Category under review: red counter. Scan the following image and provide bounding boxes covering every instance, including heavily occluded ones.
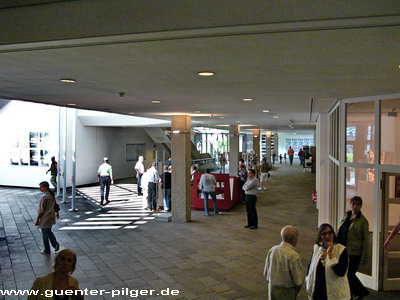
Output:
[191,173,241,211]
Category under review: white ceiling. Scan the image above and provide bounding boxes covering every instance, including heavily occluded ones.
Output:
[1,1,400,131]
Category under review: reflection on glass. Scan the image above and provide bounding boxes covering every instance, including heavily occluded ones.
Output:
[346,167,374,276]
[30,150,39,166]
[381,98,400,165]
[346,102,375,164]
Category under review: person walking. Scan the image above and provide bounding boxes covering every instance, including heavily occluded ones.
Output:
[135,156,145,196]
[35,181,60,254]
[97,157,113,206]
[263,226,304,300]
[46,156,58,191]
[337,196,370,299]
[28,249,83,300]
[199,168,221,216]
[288,147,295,165]
[243,168,259,229]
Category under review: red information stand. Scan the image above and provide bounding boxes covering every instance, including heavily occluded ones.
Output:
[191,172,241,211]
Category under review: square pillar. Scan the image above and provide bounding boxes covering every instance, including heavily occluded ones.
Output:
[171,115,192,222]
[252,129,261,160]
[229,125,240,176]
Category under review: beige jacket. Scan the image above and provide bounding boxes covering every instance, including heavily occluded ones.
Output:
[28,272,80,300]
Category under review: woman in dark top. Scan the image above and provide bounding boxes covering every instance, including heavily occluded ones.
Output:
[338,196,369,299]
[306,223,350,300]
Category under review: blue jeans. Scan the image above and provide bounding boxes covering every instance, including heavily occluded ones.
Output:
[41,227,59,253]
[163,189,171,210]
[202,191,219,215]
[100,176,111,200]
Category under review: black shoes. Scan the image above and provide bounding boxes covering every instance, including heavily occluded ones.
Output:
[54,244,60,252]
[244,225,258,229]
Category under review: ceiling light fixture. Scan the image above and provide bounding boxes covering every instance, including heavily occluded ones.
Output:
[262,109,270,113]
[60,79,76,83]
[235,120,240,123]
[273,116,279,119]
[198,72,215,76]
[129,112,135,115]
[152,100,161,104]
[242,98,253,102]
[194,110,201,113]
[220,117,225,119]
[67,103,76,106]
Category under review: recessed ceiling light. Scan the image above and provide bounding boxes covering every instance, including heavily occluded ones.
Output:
[220,117,225,119]
[262,110,270,113]
[129,112,135,115]
[198,72,215,76]
[242,98,253,102]
[273,116,279,119]
[194,110,201,113]
[152,100,161,104]
[60,79,76,83]
[67,103,76,106]
[235,120,240,123]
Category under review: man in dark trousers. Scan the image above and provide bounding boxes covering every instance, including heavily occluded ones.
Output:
[242,168,259,229]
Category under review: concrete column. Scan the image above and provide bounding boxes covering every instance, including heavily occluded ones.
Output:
[252,129,260,161]
[229,125,240,176]
[265,131,272,162]
[171,115,192,223]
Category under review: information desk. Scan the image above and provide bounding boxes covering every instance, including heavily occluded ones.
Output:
[192,173,241,211]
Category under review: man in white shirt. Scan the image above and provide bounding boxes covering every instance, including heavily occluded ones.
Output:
[263,226,304,300]
[146,162,159,212]
[97,157,114,206]
[242,168,259,229]
[135,156,145,196]
[199,168,221,216]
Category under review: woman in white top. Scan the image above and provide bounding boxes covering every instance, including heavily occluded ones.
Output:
[306,223,350,300]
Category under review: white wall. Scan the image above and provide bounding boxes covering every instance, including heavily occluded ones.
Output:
[277,132,314,156]
[0,101,59,187]
[0,100,167,188]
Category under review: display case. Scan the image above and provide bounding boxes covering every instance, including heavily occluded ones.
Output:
[192,172,241,211]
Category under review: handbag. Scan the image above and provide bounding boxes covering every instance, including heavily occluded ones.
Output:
[54,201,60,212]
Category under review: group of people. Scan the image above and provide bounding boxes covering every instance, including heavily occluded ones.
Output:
[264,196,371,300]
[135,156,172,212]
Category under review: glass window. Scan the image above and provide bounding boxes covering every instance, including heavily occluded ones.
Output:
[345,167,374,276]
[381,98,400,165]
[346,102,375,164]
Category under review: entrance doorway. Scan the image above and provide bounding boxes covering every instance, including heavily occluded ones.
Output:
[382,173,400,291]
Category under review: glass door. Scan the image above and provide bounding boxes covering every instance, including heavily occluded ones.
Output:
[382,173,400,290]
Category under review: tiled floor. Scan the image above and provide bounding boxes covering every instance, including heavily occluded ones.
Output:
[1,162,400,299]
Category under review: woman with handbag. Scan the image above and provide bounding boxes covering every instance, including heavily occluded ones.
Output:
[35,181,60,254]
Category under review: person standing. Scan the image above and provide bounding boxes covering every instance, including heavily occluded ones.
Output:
[288,147,295,165]
[199,168,221,216]
[263,226,304,300]
[161,165,172,211]
[219,153,227,173]
[166,156,172,167]
[243,168,259,229]
[272,152,277,166]
[338,196,370,299]
[135,156,145,196]
[306,223,350,300]
[46,156,58,191]
[259,157,270,191]
[238,163,247,204]
[97,157,113,206]
[147,162,159,212]
[298,148,304,166]
[279,154,283,164]
[35,181,60,254]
